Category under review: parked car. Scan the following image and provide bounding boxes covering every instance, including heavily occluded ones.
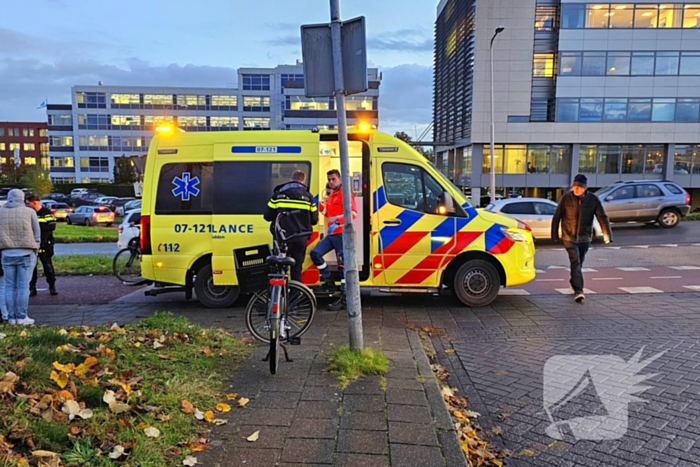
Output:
[118,209,141,249]
[66,205,115,226]
[109,197,135,215]
[42,192,68,202]
[71,192,107,207]
[46,202,72,221]
[94,196,118,206]
[0,187,19,200]
[70,188,91,197]
[595,180,691,228]
[122,199,141,212]
[484,197,603,241]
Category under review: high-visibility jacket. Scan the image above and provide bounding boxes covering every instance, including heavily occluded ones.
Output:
[320,186,356,236]
[36,207,56,255]
[264,181,318,241]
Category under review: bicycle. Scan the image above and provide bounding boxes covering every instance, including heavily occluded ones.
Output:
[113,236,143,285]
[244,212,317,375]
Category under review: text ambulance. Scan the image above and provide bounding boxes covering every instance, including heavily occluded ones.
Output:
[139,127,536,308]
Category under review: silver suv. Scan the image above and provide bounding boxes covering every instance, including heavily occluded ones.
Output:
[594,181,691,228]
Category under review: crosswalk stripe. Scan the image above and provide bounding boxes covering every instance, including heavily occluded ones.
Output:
[499,289,530,295]
[683,286,700,291]
[555,288,596,295]
[618,287,663,294]
[617,267,650,271]
[669,266,700,270]
[581,268,597,273]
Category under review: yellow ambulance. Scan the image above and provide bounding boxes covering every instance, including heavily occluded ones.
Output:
[138,126,536,308]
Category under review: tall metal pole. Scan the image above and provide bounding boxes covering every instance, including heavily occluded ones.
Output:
[330,0,363,351]
[489,26,504,204]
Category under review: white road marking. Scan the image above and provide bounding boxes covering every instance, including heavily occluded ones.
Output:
[617,267,650,271]
[555,288,596,295]
[660,244,678,247]
[630,245,650,249]
[592,277,623,281]
[669,266,700,270]
[536,279,565,282]
[649,276,682,279]
[683,286,700,291]
[581,268,597,273]
[605,246,621,250]
[536,269,546,273]
[618,287,663,294]
[499,289,530,295]
[548,266,568,270]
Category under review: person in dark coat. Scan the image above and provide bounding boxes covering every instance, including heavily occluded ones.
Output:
[264,170,318,282]
[26,195,57,296]
[551,174,612,303]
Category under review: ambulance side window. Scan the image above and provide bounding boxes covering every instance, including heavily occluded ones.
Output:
[382,163,445,215]
[155,163,213,214]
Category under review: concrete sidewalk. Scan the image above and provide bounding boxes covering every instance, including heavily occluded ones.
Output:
[24,299,469,467]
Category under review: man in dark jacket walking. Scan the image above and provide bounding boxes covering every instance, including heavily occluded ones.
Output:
[552,174,612,303]
[264,170,318,282]
[26,195,58,296]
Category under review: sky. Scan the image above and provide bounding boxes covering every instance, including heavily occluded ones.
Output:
[0,0,436,138]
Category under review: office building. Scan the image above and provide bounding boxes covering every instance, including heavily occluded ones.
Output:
[433,0,700,206]
[0,122,49,172]
[46,63,381,183]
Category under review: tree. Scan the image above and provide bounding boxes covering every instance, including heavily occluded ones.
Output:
[19,166,52,197]
[113,155,138,185]
[393,131,435,164]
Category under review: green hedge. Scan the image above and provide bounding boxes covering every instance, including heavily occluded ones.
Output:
[0,183,137,198]
[683,212,700,221]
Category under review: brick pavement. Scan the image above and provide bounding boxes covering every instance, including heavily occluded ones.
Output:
[20,291,700,466]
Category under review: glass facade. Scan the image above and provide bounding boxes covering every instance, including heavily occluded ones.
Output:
[578,144,665,174]
[484,144,571,174]
[242,74,271,91]
[561,51,700,76]
[674,144,700,173]
[562,3,700,29]
[557,98,700,122]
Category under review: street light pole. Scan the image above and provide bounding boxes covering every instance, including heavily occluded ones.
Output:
[489,25,504,204]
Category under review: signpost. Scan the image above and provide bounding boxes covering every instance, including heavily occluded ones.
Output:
[301,2,367,350]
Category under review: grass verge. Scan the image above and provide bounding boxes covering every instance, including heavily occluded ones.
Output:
[0,312,254,467]
[683,212,700,221]
[54,225,118,244]
[326,346,389,388]
[44,255,116,276]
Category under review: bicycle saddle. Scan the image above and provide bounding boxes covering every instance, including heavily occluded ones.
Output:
[266,256,296,267]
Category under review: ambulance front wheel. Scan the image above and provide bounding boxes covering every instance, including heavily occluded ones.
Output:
[453,260,500,307]
[194,264,240,308]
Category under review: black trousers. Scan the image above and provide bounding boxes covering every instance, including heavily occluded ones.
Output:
[563,240,589,294]
[30,252,56,289]
[286,238,308,283]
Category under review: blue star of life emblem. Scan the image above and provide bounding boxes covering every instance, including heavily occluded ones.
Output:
[172,172,200,201]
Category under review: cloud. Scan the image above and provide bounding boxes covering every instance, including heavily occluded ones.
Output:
[0,28,122,59]
[377,63,433,137]
[0,57,237,121]
[368,30,433,53]
[266,35,301,48]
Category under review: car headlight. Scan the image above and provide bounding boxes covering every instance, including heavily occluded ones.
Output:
[501,226,529,242]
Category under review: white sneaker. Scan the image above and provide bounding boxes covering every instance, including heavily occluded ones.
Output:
[14,317,35,325]
[7,319,17,325]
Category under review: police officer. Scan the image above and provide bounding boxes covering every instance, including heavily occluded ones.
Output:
[26,195,58,296]
[264,170,318,282]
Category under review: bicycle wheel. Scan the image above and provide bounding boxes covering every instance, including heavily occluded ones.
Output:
[269,286,281,375]
[113,248,141,284]
[246,280,317,343]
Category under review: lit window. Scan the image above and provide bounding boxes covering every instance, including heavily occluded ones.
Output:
[25,157,37,165]
[111,94,140,105]
[211,95,238,107]
[143,94,173,105]
[210,117,239,129]
[533,53,555,77]
[243,118,270,130]
[23,143,36,151]
[684,4,700,28]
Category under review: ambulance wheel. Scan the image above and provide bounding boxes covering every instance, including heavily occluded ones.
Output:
[194,264,239,308]
[453,260,500,307]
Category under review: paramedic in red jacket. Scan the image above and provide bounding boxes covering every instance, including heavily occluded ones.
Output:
[310,169,357,311]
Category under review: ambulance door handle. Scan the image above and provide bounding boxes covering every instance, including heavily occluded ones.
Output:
[383,219,401,225]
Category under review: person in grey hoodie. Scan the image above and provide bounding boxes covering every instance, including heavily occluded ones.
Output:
[0,189,40,325]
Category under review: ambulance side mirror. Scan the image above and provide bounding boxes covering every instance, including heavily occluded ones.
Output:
[438,192,455,215]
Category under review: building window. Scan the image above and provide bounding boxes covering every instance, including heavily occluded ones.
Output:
[51,177,76,183]
[281,74,304,87]
[143,94,173,106]
[78,135,109,150]
[344,97,374,111]
[22,128,35,137]
[144,115,174,129]
[111,94,140,105]
[9,143,20,151]
[557,99,580,121]
[176,95,206,107]
[607,51,631,75]
[78,114,110,129]
[582,52,606,75]
[643,146,665,173]
[111,115,141,127]
[651,98,676,121]
[560,52,582,75]
[685,4,700,27]
[557,97,698,122]
[462,147,472,175]
[24,157,37,166]
[286,95,332,110]
[0,143,4,150]
[482,145,504,174]
[562,3,586,28]
[579,98,604,122]
[80,156,110,173]
[50,156,74,168]
[680,52,700,74]
[675,144,700,174]
[628,98,652,121]
[634,5,658,27]
[675,98,700,121]
[503,145,527,174]
[23,143,35,151]
[39,129,48,137]
[242,74,271,91]
[176,116,207,130]
[533,53,555,77]
[210,117,239,130]
[243,96,271,112]
[49,136,73,147]
[211,95,238,108]
[40,143,48,156]
[655,51,680,75]
[76,92,106,108]
[609,4,634,27]
[535,6,556,30]
[604,99,628,121]
[0,128,3,137]
[621,145,645,174]
[631,52,655,75]
[243,118,270,130]
[48,114,72,126]
[598,146,621,174]
[586,4,611,28]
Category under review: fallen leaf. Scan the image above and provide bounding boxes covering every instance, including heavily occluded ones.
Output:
[204,410,215,422]
[57,329,68,336]
[31,450,59,458]
[19,330,27,338]
[202,347,213,356]
[491,426,503,436]
[153,341,164,350]
[158,354,178,361]
[61,400,80,416]
[103,390,116,405]
[83,356,99,367]
[246,430,259,442]
[182,456,198,466]
[237,397,250,408]
[144,427,161,438]
[442,387,454,397]
[194,409,205,420]
[50,371,69,389]
[215,403,231,413]
[212,419,228,425]
[519,449,535,457]
[137,422,150,430]
[108,445,126,459]
[445,348,455,354]
[181,400,195,414]
[134,342,141,348]
[109,401,131,414]
[0,333,6,339]
[225,393,238,400]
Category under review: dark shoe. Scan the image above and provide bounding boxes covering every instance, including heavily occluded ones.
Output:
[574,293,585,303]
[327,294,346,311]
[29,288,37,297]
[317,278,338,294]
[49,286,58,296]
